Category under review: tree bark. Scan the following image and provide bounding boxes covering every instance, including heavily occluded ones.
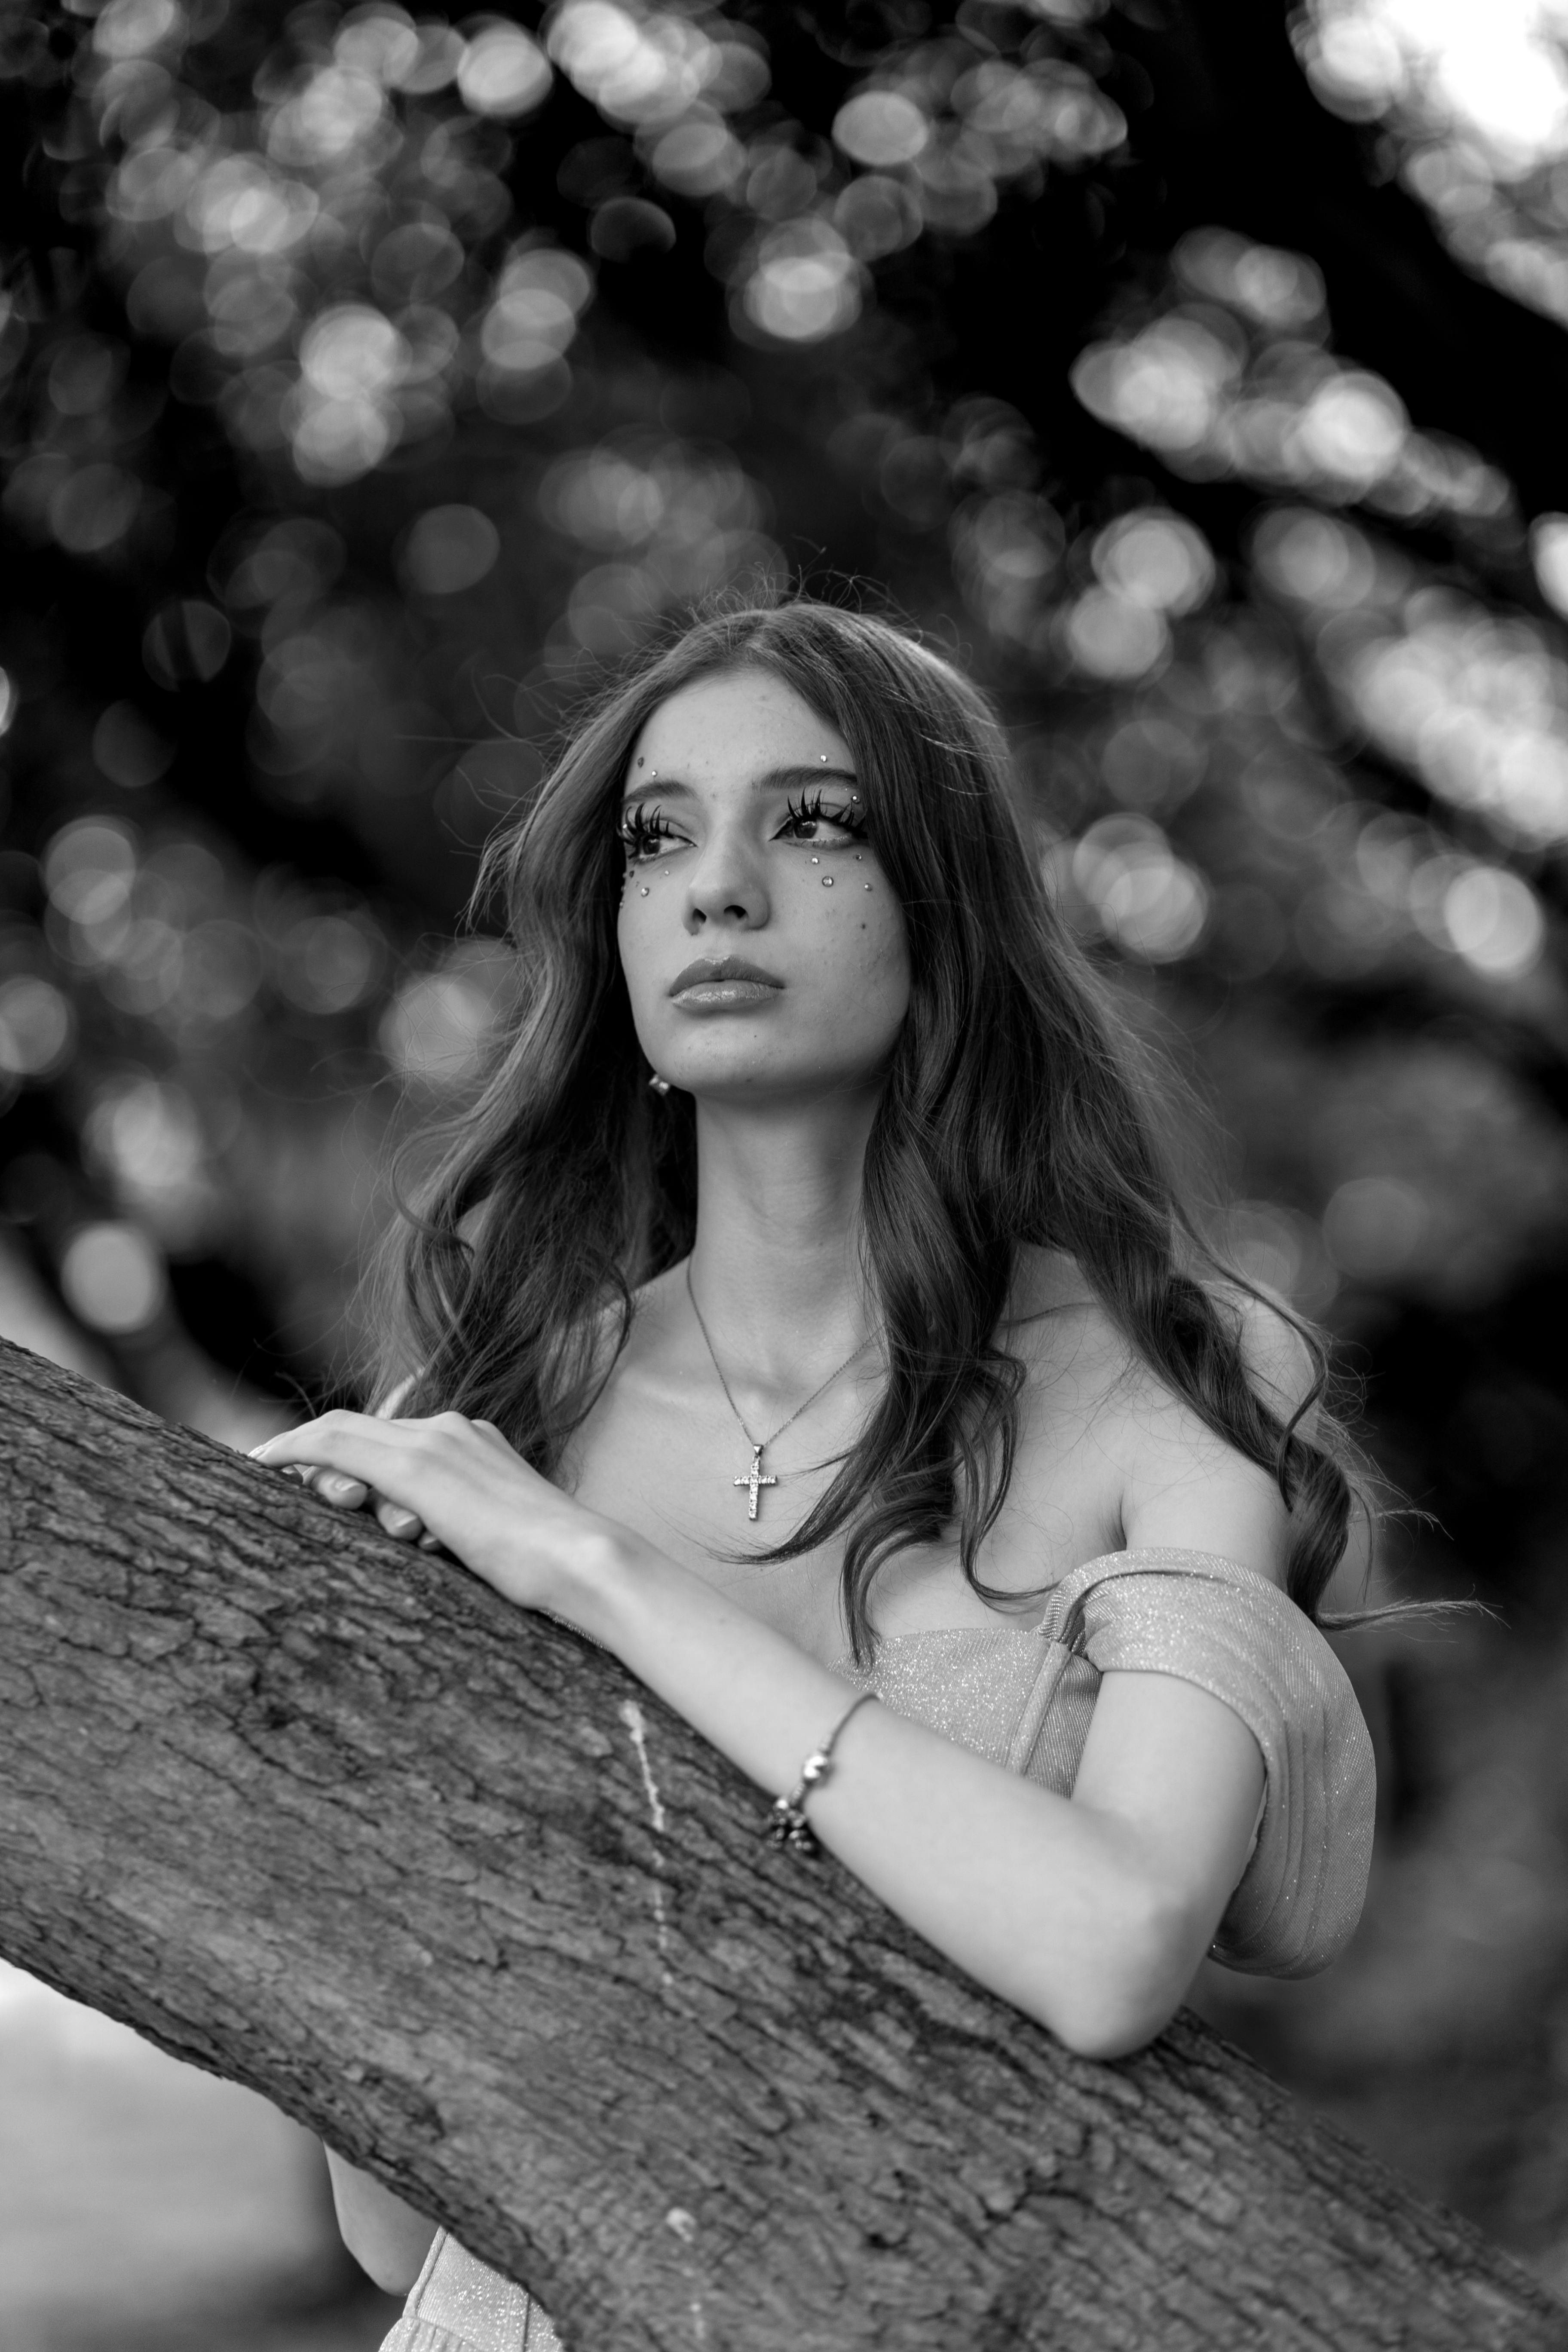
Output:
[0,1336,1562,2352]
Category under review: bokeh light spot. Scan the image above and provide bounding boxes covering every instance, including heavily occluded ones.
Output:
[1441,865,1546,979]
[589,197,677,260]
[832,91,930,168]
[0,977,75,1079]
[380,946,511,1084]
[51,466,142,556]
[59,1222,167,1335]
[44,820,138,925]
[1071,815,1209,959]
[1063,588,1169,682]
[399,505,501,595]
[1530,514,1568,618]
[1322,1174,1428,1281]
[1092,510,1216,615]
[93,703,175,789]
[93,0,183,61]
[144,599,232,687]
[741,221,861,343]
[456,22,552,117]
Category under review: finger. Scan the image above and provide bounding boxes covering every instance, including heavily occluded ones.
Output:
[251,1414,400,1484]
[317,1472,370,1509]
[376,1499,424,1541]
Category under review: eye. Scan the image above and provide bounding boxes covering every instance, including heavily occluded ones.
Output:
[777,790,867,846]
[619,802,685,863]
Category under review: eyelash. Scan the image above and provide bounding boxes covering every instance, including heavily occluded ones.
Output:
[783,788,867,844]
[618,803,676,862]
[618,792,868,863]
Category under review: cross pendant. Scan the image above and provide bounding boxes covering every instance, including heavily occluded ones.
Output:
[734,1442,778,1522]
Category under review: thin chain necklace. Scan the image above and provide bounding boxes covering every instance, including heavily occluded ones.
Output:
[684,1262,875,1522]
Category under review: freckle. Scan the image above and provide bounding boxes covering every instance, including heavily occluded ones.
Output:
[822,875,834,887]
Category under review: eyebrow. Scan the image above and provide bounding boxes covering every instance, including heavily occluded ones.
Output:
[618,762,859,808]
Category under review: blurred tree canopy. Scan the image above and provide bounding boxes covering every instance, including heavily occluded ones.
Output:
[4,0,1568,2276]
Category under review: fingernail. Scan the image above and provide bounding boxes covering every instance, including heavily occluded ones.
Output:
[319,1474,364,1504]
[380,1507,421,1540]
[417,1531,443,1551]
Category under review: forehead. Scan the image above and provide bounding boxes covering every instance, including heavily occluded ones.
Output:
[631,668,848,769]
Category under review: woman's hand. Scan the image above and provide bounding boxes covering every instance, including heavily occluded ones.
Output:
[249,1411,626,1621]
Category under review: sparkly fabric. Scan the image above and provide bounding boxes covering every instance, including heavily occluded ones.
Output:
[377,1544,1375,2352]
[379,2226,558,2352]
[835,1545,1376,1979]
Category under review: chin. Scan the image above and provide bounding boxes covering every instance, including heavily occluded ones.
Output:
[674,1056,889,1105]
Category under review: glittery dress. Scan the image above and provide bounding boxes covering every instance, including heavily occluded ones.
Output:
[378,1546,1376,2352]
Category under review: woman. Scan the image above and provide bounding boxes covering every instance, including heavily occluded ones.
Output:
[251,600,1375,2351]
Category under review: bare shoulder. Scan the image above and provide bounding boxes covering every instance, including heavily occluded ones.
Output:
[1004,1252,1311,1588]
[1000,1246,1124,1384]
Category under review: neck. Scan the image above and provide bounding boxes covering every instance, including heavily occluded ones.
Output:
[684,1090,881,1384]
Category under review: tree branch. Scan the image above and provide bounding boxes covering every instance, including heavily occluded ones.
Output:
[0,1337,1561,2350]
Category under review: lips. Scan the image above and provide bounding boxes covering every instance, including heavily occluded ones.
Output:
[668,956,784,996]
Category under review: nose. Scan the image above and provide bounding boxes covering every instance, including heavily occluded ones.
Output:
[680,821,769,934]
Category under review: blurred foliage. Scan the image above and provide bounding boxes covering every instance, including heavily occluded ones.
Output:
[2,0,1568,2294]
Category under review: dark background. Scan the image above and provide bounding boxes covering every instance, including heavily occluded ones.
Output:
[3,0,1568,2337]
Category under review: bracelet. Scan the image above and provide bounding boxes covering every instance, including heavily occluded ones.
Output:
[763,1690,877,1856]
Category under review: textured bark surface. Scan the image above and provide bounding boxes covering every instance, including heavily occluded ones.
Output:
[0,1335,1563,2352]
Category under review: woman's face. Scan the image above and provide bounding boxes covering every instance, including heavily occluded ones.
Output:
[616,667,910,1106]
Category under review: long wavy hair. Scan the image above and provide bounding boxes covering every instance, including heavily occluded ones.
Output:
[367,597,1372,1658]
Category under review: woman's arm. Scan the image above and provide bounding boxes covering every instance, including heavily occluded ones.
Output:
[575,1538,1263,2059]
[323,2146,439,2295]
[253,1411,1272,2059]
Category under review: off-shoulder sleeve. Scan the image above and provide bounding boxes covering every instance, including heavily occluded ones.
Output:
[378,2229,557,2352]
[1044,1547,1376,1979]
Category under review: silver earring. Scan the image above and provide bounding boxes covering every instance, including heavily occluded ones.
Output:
[649,1073,671,1095]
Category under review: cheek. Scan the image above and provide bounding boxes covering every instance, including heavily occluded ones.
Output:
[615,897,656,1004]
[807,870,909,998]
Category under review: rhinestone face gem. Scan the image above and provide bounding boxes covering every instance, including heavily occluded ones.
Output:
[822,875,834,886]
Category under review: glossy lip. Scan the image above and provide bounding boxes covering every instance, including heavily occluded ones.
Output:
[668,955,784,997]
